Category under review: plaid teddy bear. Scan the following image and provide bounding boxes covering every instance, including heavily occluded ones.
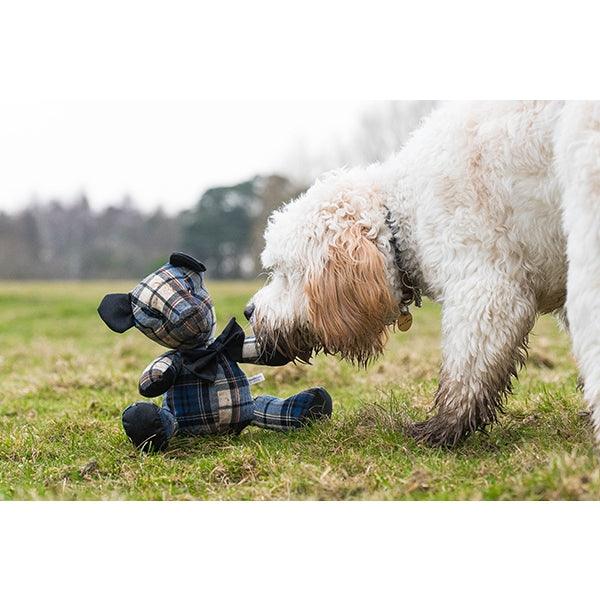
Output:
[98,252,332,452]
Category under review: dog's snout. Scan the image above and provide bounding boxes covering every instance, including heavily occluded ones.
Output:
[244,303,255,321]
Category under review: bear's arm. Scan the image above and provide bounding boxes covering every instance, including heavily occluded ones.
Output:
[233,335,291,367]
[138,351,183,397]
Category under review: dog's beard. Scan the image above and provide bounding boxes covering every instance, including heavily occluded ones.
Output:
[252,315,316,364]
[252,311,392,367]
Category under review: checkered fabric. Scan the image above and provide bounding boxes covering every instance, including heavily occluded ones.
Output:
[162,354,254,435]
[251,389,332,431]
[137,326,317,433]
[139,350,182,397]
[130,262,217,350]
[239,335,292,366]
[240,335,261,362]
[161,353,331,436]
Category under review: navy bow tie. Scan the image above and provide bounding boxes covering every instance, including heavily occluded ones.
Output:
[181,317,245,382]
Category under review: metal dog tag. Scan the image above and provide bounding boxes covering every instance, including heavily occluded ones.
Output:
[397,312,412,332]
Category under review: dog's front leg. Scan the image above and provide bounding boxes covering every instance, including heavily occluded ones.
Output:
[411,277,536,447]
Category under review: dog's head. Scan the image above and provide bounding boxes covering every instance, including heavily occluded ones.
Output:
[247,168,403,365]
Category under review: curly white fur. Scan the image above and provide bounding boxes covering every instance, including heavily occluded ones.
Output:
[249,100,600,447]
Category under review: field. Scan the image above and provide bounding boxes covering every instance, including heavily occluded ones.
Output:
[1,280,599,500]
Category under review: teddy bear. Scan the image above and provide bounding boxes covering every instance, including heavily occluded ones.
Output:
[97,252,332,452]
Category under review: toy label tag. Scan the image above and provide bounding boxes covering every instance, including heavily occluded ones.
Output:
[248,373,265,386]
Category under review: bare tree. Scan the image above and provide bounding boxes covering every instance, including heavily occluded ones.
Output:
[340,100,438,165]
[283,101,438,185]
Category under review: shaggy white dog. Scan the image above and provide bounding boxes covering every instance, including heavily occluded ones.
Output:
[246,101,600,447]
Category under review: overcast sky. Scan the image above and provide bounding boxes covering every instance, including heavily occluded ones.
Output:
[0,101,373,214]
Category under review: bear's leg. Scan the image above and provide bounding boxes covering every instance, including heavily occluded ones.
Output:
[251,388,332,431]
[121,402,178,452]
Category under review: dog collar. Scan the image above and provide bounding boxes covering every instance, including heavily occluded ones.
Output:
[385,207,422,311]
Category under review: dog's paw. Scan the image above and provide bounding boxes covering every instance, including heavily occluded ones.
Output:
[408,416,468,448]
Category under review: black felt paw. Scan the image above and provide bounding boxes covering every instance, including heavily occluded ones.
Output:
[122,402,169,452]
[302,387,333,422]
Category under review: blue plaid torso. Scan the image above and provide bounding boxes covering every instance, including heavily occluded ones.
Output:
[162,353,254,435]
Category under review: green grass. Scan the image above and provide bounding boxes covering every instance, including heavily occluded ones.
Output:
[0,279,598,500]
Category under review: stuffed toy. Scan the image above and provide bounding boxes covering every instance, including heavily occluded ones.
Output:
[97,252,332,452]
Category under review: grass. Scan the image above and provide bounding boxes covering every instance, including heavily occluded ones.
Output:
[0,279,599,500]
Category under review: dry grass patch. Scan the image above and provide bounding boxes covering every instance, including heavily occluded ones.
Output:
[0,280,597,499]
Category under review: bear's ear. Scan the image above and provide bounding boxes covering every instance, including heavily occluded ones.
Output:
[169,252,206,273]
[98,293,135,333]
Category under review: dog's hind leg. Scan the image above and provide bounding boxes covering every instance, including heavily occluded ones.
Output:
[411,276,536,447]
[557,101,600,441]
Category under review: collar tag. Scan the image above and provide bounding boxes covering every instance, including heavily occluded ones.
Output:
[397,311,412,332]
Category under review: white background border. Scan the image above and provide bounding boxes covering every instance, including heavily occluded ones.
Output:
[2,502,599,598]
[2,0,600,597]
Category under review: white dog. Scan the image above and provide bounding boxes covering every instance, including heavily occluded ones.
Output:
[245,101,600,447]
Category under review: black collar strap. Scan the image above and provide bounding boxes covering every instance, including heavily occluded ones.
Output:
[385,207,422,310]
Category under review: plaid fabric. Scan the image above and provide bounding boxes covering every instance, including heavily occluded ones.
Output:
[240,335,261,362]
[139,350,182,397]
[251,388,332,431]
[238,335,291,367]
[130,261,217,350]
[162,354,255,435]
[161,355,330,436]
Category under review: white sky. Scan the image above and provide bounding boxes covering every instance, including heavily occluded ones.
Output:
[1,1,594,218]
[0,101,373,214]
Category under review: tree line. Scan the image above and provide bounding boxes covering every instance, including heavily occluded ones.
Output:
[0,174,304,280]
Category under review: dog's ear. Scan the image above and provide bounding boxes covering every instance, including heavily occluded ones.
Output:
[98,293,135,333]
[169,252,206,273]
[305,224,398,364]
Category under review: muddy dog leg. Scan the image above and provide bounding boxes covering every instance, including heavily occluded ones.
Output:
[411,276,536,447]
[558,102,600,441]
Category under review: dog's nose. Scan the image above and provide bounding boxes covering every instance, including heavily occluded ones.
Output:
[244,303,255,321]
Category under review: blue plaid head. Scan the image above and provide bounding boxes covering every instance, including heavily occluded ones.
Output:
[98,252,217,350]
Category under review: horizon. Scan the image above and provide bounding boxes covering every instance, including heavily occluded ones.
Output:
[1,172,298,217]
